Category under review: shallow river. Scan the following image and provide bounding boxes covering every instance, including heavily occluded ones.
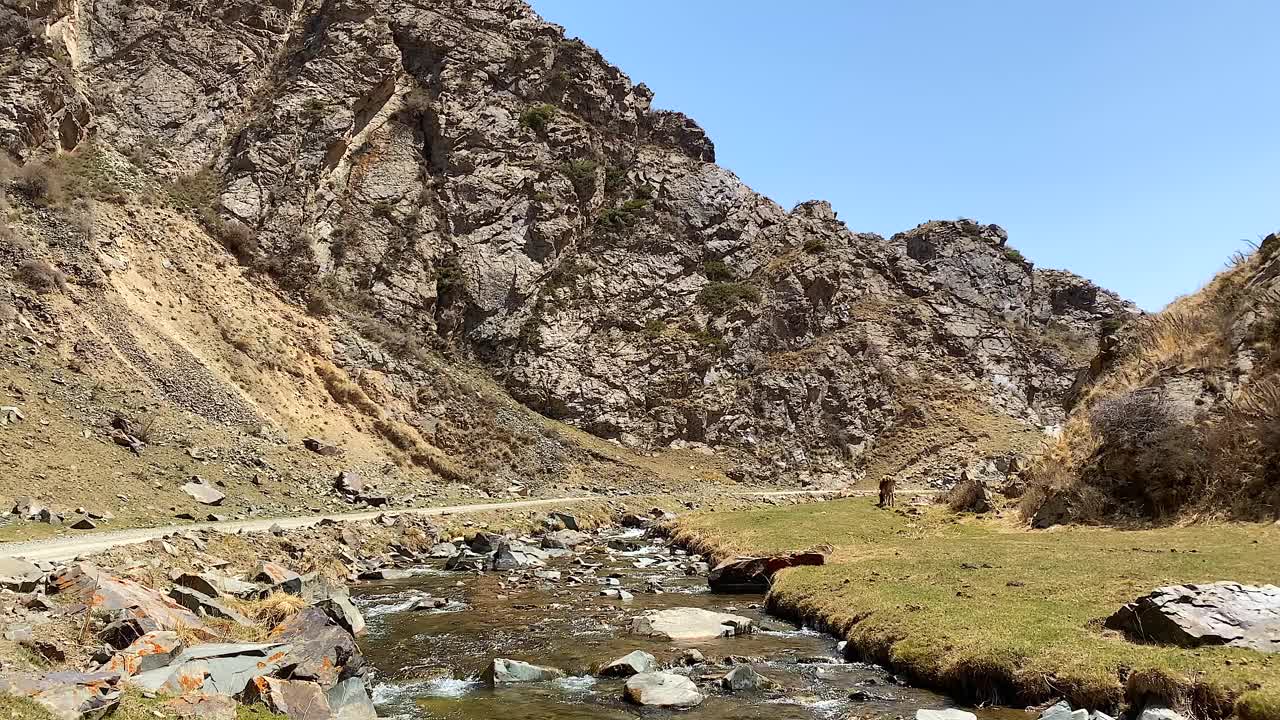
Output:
[353,527,1008,720]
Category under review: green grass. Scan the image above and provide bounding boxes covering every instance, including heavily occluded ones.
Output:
[674,499,1280,718]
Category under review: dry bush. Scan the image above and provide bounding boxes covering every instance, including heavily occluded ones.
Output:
[231,592,307,632]
[12,162,64,207]
[373,418,471,482]
[315,361,382,417]
[1088,390,1181,449]
[15,258,67,293]
[945,477,987,513]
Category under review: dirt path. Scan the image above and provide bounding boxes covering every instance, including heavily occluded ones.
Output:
[0,491,836,563]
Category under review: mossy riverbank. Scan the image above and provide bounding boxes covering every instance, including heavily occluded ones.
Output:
[673,499,1279,719]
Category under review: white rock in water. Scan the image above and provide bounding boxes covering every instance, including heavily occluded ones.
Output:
[627,607,754,640]
[917,710,978,720]
[624,672,704,708]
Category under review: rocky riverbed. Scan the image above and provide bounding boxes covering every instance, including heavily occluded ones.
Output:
[353,518,1012,720]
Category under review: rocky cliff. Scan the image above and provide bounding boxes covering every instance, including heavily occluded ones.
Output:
[1,0,1135,495]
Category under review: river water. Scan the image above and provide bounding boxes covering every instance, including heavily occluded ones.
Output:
[353,526,1001,720]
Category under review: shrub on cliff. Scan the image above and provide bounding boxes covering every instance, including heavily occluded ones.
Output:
[697,282,760,313]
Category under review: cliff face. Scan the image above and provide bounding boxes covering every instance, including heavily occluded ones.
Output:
[1,0,1135,489]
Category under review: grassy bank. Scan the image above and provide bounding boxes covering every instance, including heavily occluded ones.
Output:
[673,499,1280,719]
[0,692,287,719]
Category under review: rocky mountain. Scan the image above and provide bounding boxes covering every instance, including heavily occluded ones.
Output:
[1,0,1135,500]
[1025,232,1280,525]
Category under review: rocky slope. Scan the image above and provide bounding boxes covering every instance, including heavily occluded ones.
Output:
[1,0,1134,504]
[1025,233,1280,525]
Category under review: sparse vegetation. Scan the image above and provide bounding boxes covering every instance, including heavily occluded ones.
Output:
[596,198,647,229]
[643,318,667,338]
[803,237,827,254]
[11,162,63,207]
[15,258,67,293]
[167,167,220,212]
[559,158,598,197]
[702,260,734,282]
[1003,246,1030,265]
[697,281,761,313]
[520,103,556,133]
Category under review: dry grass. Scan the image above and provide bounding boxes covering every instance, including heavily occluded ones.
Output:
[675,499,1280,718]
[1025,238,1280,522]
[229,592,308,635]
[15,258,67,293]
[315,360,382,417]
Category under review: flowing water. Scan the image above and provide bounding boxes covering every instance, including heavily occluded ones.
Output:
[354,527,1013,720]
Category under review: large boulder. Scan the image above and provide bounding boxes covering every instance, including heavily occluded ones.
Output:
[127,643,292,695]
[628,607,755,640]
[1105,582,1280,653]
[0,671,122,720]
[174,572,260,599]
[326,676,378,720]
[168,587,252,625]
[598,650,658,678]
[917,711,978,720]
[248,677,332,720]
[707,552,826,593]
[101,631,184,677]
[482,659,565,684]
[0,556,44,592]
[181,481,226,506]
[623,672,704,708]
[269,607,364,689]
[50,564,211,638]
[542,529,590,550]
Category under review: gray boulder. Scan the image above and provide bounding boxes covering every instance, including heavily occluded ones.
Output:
[167,587,252,625]
[1105,582,1280,653]
[599,650,658,678]
[127,643,291,695]
[721,664,775,692]
[542,529,590,549]
[624,672,704,708]
[326,676,378,720]
[254,562,303,595]
[1138,707,1188,720]
[0,671,122,719]
[482,659,565,684]
[1040,701,1088,720]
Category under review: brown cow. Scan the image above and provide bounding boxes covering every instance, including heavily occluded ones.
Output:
[878,477,896,508]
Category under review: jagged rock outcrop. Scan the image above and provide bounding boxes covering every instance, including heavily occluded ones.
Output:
[0,0,1135,486]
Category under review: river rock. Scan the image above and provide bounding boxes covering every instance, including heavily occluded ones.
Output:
[707,552,826,593]
[1104,582,1280,653]
[444,551,486,572]
[326,676,378,720]
[624,672,704,708]
[429,542,460,558]
[628,607,755,640]
[1041,701,1089,720]
[249,676,332,720]
[358,568,412,581]
[917,710,978,720]
[467,532,504,554]
[0,556,44,592]
[721,664,775,692]
[271,607,364,689]
[599,650,658,677]
[482,658,566,684]
[128,642,291,695]
[318,592,367,638]
[542,529,590,549]
[551,512,580,531]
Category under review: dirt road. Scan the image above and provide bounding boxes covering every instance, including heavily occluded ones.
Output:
[0,490,837,563]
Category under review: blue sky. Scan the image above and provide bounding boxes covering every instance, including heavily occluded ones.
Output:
[529,1,1279,310]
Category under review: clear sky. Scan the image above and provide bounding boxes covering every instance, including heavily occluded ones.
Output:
[529,1,1279,310]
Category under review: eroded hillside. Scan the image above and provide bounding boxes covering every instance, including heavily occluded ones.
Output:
[2,0,1135,515]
